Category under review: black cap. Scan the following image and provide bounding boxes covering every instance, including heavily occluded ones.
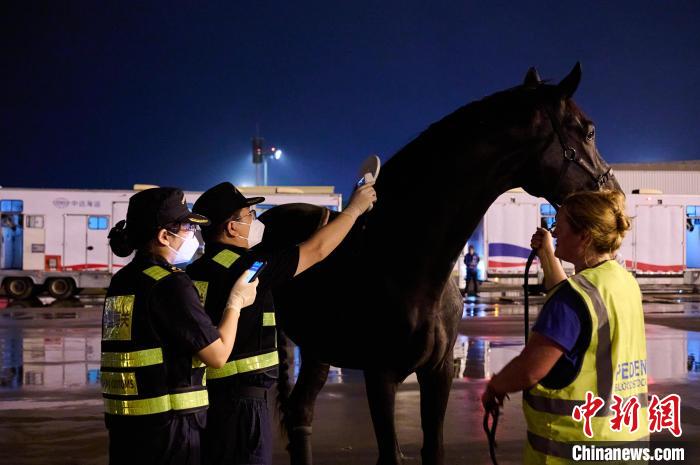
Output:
[193,182,264,228]
[127,187,209,232]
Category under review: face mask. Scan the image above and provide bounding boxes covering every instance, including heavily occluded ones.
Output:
[233,219,265,248]
[167,231,200,264]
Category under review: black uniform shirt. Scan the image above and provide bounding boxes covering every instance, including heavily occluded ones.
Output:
[186,242,299,387]
[104,253,220,429]
[135,253,220,386]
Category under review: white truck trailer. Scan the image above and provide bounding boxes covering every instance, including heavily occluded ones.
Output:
[458,189,700,286]
[0,186,342,299]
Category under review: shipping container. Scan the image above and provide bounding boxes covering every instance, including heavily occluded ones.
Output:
[0,186,342,299]
[457,189,700,288]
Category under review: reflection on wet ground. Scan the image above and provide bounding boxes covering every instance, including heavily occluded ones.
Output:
[3,300,700,391]
[2,301,700,465]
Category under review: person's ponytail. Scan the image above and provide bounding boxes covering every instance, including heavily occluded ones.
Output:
[108,220,134,257]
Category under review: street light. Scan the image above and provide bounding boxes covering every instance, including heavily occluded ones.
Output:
[263,147,283,186]
[251,136,283,186]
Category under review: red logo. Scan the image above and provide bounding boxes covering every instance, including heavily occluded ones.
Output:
[572,391,605,438]
[571,391,682,438]
[609,394,641,433]
[648,394,682,437]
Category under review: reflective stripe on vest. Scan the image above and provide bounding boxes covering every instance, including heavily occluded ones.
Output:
[101,371,138,396]
[523,391,648,417]
[526,431,651,460]
[143,266,171,281]
[263,312,276,326]
[101,348,164,368]
[523,261,648,463]
[192,280,209,305]
[102,295,136,341]
[212,249,240,268]
[103,390,209,416]
[206,350,279,380]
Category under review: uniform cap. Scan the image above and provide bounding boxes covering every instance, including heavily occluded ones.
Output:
[193,182,264,229]
[126,187,209,232]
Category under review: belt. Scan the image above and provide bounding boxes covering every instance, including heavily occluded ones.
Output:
[233,385,268,399]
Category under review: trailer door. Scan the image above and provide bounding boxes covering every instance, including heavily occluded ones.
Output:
[485,201,539,275]
[63,215,88,270]
[634,205,684,274]
[1,199,24,269]
[23,215,46,271]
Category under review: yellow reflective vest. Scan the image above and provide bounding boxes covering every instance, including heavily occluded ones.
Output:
[523,260,648,464]
[101,261,208,422]
[187,246,279,383]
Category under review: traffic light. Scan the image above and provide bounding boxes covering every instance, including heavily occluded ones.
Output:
[252,137,264,164]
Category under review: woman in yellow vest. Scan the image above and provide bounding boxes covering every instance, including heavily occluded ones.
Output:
[102,187,258,465]
[481,190,648,464]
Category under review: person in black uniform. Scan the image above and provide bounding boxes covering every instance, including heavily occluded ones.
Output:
[186,181,376,465]
[102,187,259,465]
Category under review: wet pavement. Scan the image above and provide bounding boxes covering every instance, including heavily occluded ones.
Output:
[2,298,700,464]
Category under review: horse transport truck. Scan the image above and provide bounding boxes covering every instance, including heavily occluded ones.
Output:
[460,188,700,286]
[0,186,342,299]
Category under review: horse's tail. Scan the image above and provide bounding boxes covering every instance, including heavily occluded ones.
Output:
[276,328,293,438]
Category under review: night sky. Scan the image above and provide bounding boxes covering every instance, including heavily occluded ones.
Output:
[3,1,699,199]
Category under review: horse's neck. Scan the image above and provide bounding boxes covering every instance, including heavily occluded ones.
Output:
[367,131,526,296]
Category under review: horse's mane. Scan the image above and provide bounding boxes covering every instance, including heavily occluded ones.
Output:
[382,80,586,171]
[380,84,545,170]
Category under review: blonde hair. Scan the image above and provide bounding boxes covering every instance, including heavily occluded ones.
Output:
[561,190,631,254]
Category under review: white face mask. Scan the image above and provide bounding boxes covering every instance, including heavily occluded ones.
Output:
[233,218,265,248]
[166,231,200,264]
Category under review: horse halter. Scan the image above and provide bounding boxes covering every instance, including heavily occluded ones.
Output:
[543,105,614,193]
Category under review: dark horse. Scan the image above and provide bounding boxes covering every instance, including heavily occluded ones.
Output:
[258,64,620,465]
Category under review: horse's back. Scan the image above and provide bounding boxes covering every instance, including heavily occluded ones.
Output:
[258,203,329,251]
[259,203,460,371]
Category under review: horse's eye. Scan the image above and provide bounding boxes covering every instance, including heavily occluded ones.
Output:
[586,128,595,141]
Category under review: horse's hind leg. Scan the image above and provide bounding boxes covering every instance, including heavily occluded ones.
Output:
[364,370,403,465]
[285,353,330,465]
[416,361,453,465]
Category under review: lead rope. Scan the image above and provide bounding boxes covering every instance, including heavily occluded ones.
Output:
[482,247,537,465]
[523,249,537,344]
[483,405,500,465]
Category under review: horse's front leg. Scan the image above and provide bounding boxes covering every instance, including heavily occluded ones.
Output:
[285,352,330,465]
[364,369,403,465]
[416,360,453,465]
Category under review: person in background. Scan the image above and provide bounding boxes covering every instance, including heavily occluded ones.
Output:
[464,245,480,296]
[481,190,648,464]
[102,187,257,465]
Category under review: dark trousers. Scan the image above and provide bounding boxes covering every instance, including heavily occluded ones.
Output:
[203,388,271,465]
[465,271,479,295]
[109,415,202,465]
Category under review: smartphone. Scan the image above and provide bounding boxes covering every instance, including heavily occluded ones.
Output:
[244,260,267,283]
[357,173,374,187]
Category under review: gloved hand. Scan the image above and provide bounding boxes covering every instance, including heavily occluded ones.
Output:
[226,274,258,311]
[345,181,377,217]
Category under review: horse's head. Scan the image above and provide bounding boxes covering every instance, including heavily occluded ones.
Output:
[515,63,621,207]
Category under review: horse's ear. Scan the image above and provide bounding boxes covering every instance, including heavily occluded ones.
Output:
[523,67,541,88]
[557,62,582,98]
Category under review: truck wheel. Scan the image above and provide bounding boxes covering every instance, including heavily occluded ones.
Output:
[47,278,76,299]
[4,278,34,300]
